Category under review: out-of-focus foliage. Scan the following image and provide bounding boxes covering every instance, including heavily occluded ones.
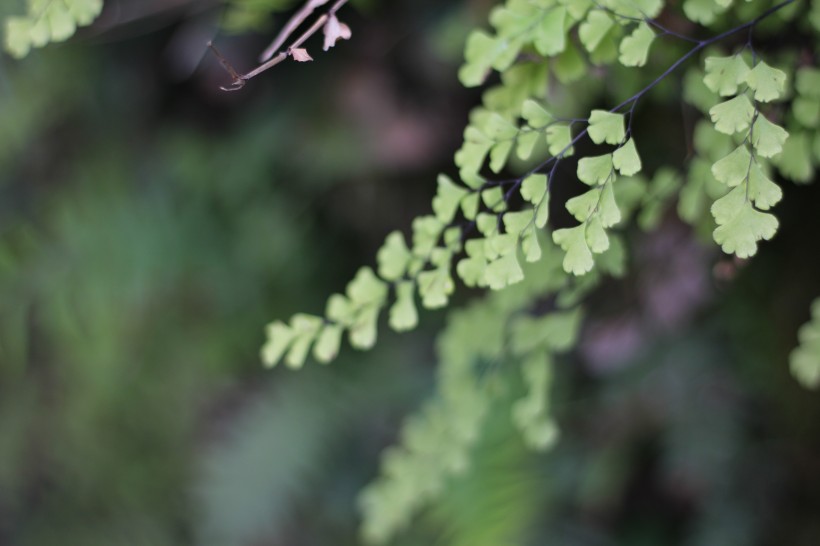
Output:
[1,1,820,546]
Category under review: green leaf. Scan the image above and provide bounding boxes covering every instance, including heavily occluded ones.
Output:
[520,174,547,204]
[553,225,594,275]
[347,267,388,306]
[612,138,642,176]
[587,110,625,145]
[710,185,746,226]
[432,174,469,223]
[585,215,610,253]
[553,45,586,84]
[418,267,454,308]
[516,130,540,160]
[774,131,814,183]
[752,115,789,158]
[579,11,614,53]
[4,0,103,58]
[349,306,381,349]
[711,145,751,186]
[683,0,725,25]
[456,254,487,287]
[503,210,532,236]
[489,141,514,173]
[261,321,296,368]
[485,252,524,289]
[481,187,506,212]
[459,31,501,87]
[796,67,820,98]
[390,281,418,332]
[703,55,750,96]
[745,60,787,103]
[476,212,497,235]
[599,182,621,227]
[521,228,542,263]
[566,188,600,222]
[326,294,355,326]
[713,202,778,258]
[534,7,567,56]
[546,125,574,156]
[285,314,324,369]
[577,154,614,186]
[618,23,654,67]
[412,216,444,256]
[522,100,553,127]
[460,192,480,220]
[790,298,820,389]
[709,95,755,135]
[313,324,343,363]
[377,231,411,282]
[747,163,782,210]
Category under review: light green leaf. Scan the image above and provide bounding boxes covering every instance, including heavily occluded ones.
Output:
[377,231,411,282]
[516,130,540,160]
[390,281,418,332]
[710,185,746,225]
[587,110,625,145]
[585,215,610,253]
[460,192,480,220]
[619,23,654,67]
[612,138,642,176]
[485,252,524,289]
[713,202,778,258]
[261,321,295,368]
[566,188,600,222]
[553,45,586,83]
[535,193,550,228]
[522,100,553,127]
[774,131,814,183]
[752,115,789,158]
[481,187,506,212]
[347,267,388,306]
[579,11,614,53]
[534,6,567,56]
[796,67,820,98]
[599,182,621,227]
[709,95,755,135]
[703,55,750,96]
[522,229,542,263]
[313,324,343,363]
[546,125,574,156]
[412,216,444,256]
[476,212,497,235]
[683,0,725,25]
[577,153,614,186]
[792,97,820,129]
[326,294,355,326]
[432,174,469,223]
[521,173,547,204]
[4,0,103,58]
[747,163,782,210]
[745,60,787,103]
[503,210,532,235]
[285,314,324,369]
[489,141,514,172]
[711,145,752,186]
[456,255,487,287]
[553,224,594,275]
[790,298,820,389]
[485,233,517,260]
[349,306,381,349]
[418,267,454,308]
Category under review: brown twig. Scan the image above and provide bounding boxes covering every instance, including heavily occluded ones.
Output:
[209,0,349,92]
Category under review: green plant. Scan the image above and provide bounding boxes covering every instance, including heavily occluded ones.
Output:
[5,0,818,543]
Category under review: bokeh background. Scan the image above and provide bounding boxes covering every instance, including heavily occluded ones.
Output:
[1,0,820,545]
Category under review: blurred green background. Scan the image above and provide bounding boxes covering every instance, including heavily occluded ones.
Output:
[1,1,820,545]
